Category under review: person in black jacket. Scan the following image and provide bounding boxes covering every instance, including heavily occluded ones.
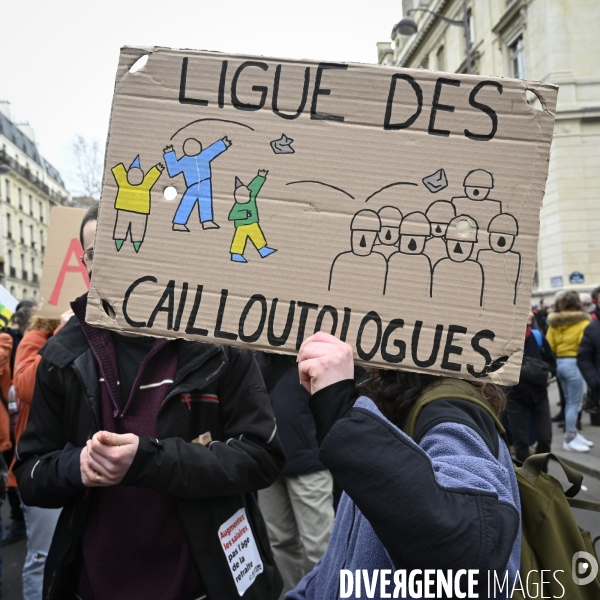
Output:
[14,207,284,600]
[255,353,334,596]
[577,317,600,418]
[505,310,556,462]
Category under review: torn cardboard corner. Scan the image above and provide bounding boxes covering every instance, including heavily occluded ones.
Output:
[37,206,90,318]
[86,46,558,385]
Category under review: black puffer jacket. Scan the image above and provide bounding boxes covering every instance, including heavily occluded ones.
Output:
[15,315,284,600]
[578,319,600,394]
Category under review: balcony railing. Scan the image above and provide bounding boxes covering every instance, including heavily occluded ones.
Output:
[0,149,68,205]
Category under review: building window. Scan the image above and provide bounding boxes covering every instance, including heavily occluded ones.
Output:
[6,214,11,239]
[8,250,14,279]
[31,258,36,282]
[18,188,22,210]
[40,231,44,251]
[21,254,26,281]
[5,181,10,203]
[436,45,446,72]
[468,10,475,47]
[509,34,526,79]
[38,201,42,221]
[28,195,33,216]
[19,220,24,244]
[30,225,34,248]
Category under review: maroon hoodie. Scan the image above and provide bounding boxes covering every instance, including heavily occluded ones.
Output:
[73,297,205,600]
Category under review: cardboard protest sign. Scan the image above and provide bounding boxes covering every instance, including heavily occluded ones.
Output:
[87,46,558,385]
[38,206,90,318]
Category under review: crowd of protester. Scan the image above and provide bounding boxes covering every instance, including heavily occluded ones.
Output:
[0,203,598,599]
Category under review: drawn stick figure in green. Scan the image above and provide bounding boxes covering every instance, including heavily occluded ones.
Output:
[228,169,276,263]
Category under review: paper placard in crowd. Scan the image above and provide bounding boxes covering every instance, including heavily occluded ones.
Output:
[86,46,558,385]
[38,206,90,318]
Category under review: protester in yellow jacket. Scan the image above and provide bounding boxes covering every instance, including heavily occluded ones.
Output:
[546,291,592,452]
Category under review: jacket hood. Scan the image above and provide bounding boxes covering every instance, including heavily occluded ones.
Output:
[547,310,591,328]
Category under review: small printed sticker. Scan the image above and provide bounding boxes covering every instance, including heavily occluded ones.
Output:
[192,431,213,445]
[219,508,263,596]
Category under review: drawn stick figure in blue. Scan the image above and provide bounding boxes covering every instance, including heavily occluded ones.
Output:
[163,136,232,232]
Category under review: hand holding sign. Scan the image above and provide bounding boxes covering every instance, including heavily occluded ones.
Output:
[298,332,354,395]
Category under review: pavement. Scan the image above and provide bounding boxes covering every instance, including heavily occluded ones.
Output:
[0,499,26,600]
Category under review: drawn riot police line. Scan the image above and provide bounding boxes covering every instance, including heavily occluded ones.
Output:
[328,170,522,307]
[328,210,388,296]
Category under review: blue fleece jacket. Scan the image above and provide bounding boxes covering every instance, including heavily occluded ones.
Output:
[287,396,521,600]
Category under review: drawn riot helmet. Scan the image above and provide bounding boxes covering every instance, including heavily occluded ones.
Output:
[425,201,456,237]
[445,215,479,262]
[488,213,518,253]
[377,206,403,246]
[398,212,431,255]
[463,169,494,201]
[351,209,381,256]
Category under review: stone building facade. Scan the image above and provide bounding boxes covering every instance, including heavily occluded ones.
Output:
[378,0,600,298]
[0,101,69,301]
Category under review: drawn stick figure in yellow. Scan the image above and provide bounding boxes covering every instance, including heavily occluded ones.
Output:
[228,170,277,263]
[112,155,164,253]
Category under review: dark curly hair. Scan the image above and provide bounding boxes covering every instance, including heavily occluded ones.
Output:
[361,369,506,428]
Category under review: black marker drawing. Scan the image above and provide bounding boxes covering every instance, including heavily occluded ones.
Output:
[271,134,295,154]
[364,181,418,203]
[170,118,254,140]
[422,168,448,193]
[478,213,521,306]
[375,206,403,259]
[451,170,502,238]
[424,200,456,265]
[286,180,355,200]
[431,215,484,307]
[386,212,432,300]
[329,210,387,295]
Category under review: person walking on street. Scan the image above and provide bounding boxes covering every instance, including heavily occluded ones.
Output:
[546,292,592,452]
[505,310,556,462]
[577,314,600,429]
[15,205,285,600]
[255,353,334,597]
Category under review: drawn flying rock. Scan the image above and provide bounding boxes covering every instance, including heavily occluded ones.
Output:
[422,169,448,193]
[270,134,295,155]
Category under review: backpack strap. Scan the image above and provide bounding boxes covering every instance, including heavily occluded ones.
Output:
[531,329,543,349]
[404,378,506,439]
[519,452,582,497]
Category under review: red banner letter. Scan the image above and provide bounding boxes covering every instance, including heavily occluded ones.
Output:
[49,238,90,305]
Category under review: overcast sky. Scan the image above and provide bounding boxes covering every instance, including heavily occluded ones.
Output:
[1,0,401,194]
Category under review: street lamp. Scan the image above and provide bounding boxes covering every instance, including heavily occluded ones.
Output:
[392,0,473,74]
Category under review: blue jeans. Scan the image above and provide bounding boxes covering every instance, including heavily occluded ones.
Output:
[173,179,213,225]
[556,358,585,437]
